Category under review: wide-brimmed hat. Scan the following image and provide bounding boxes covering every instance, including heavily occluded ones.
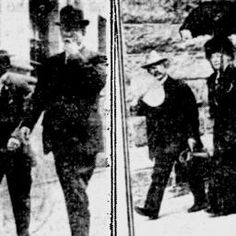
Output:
[55,5,89,31]
[141,50,168,69]
[204,36,235,59]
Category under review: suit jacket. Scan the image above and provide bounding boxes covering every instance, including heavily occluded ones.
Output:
[207,65,236,153]
[23,47,106,156]
[136,76,201,157]
[0,83,27,147]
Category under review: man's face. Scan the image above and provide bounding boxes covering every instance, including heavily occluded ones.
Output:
[147,63,167,81]
[61,28,85,55]
[209,52,232,71]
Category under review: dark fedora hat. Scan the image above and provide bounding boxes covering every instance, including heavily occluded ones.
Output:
[204,36,235,59]
[56,5,89,31]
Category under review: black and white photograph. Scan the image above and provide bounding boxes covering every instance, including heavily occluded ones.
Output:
[0,1,110,236]
[119,0,236,235]
[3,0,236,235]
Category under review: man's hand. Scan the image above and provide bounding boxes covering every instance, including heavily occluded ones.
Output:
[0,72,37,93]
[179,149,193,164]
[64,40,80,57]
[8,126,31,151]
[19,126,31,143]
[64,41,86,62]
[187,138,197,152]
[7,137,21,151]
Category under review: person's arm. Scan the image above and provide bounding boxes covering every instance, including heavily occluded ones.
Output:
[0,72,37,94]
[21,61,51,131]
[85,54,107,94]
[130,98,146,117]
[69,53,107,96]
[181,83,203,150]
[206,75,215,119]
[0,71,38,151]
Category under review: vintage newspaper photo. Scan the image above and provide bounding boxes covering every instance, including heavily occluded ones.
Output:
[118,0,236,235]
[0,1,110,236]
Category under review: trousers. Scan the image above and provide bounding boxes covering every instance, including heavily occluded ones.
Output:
[208,149,236,213]
[144,144,206,216]
[53,143,96,236]
[0,151,32,236]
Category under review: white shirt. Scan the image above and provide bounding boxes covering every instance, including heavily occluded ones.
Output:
[142,74,167,107]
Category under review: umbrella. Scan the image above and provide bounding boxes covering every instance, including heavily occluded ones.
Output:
[179,1,236,38]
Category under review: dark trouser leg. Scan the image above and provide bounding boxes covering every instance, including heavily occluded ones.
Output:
[221,147,236,213]
[207,158,222,212]
[213,156,236,214]
[144,151,175,216]
[187,158,207,204]
[175,160,188,185]
[6,153,32,236]
[207,147,229,213]
[0,156,5,183]
[54,152,95,236]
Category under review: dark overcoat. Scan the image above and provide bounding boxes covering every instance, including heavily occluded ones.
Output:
[0,83,27,147]
[136,76,201,159]
[207,65,236,156]
[23,47,106,165]
[133,77,205,214]
[207,65,236,213]
[0,77,32,236]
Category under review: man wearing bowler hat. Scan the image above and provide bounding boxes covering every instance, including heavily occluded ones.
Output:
[10,5,106,236]
[132,50,207,219]
[0,50,37,236]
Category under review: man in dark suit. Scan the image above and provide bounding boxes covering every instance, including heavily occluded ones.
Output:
[133,50,207,219]
[9,5,106,236]
[0,50,37,236]
[204,36,236,216]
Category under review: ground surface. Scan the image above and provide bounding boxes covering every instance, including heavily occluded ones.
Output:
[2,144,236,236]
[0,161,111,236]
[131,147,236,236]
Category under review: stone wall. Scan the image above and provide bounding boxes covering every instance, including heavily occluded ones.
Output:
[122,0,217,149]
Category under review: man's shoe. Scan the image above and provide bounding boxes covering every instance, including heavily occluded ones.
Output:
[188,202,208,213]
[210,211,229,217]
[205,206,218,214]
[134,206,158,220]
[210,208,236,217]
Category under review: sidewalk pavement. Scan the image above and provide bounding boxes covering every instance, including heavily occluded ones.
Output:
[130,140,236,236]
[0,165,111,236]
[134,187,236,236]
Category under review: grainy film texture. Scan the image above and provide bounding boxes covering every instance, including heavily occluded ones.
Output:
[121,0,236,235]
[0,1,110,236]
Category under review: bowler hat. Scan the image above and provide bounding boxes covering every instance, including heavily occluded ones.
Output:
[141,50,168,69]
[204,36,235,59]
[56,5,89,31]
